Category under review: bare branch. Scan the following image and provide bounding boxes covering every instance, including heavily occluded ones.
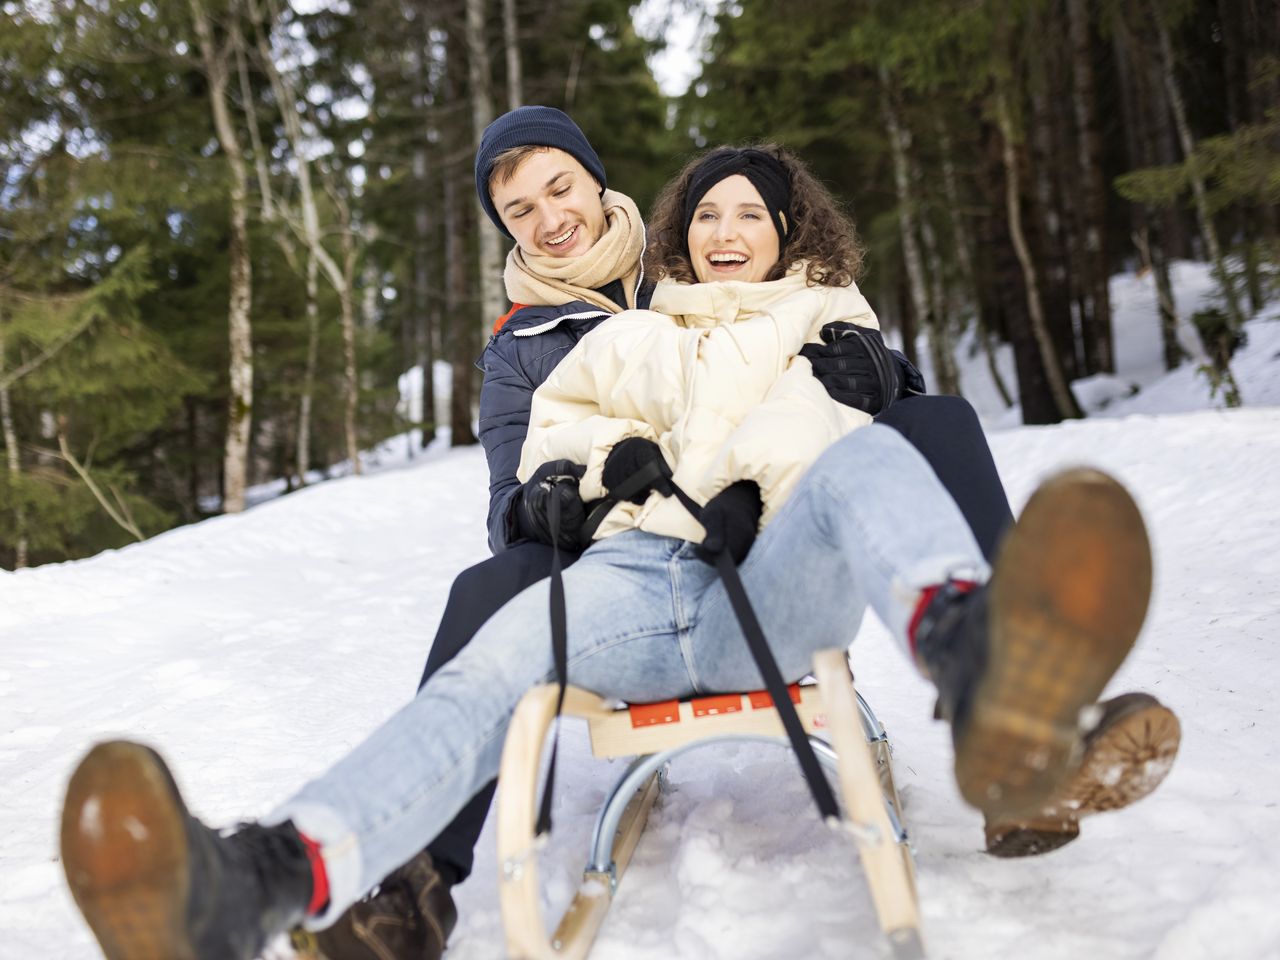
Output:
[56,423,144,542]
[0,307,97,392]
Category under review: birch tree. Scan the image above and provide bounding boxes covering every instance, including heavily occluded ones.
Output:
[190,0,255,512]
[466,0,508,334]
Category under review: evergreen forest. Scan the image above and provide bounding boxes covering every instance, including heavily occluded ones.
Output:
[1,0,1276,568]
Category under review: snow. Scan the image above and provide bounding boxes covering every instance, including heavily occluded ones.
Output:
[1,264,1278,959]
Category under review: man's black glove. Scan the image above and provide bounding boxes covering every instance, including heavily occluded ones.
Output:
[800,323,922,416]
[695,480,763,566]
[601,437,672,505]
[515,460,587,550]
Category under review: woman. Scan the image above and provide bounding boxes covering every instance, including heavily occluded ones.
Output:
[59,147,1152,960]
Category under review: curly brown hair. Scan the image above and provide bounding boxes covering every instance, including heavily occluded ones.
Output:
[645,143,865,288]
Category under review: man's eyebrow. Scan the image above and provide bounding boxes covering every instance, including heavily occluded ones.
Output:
[501,171,572,213]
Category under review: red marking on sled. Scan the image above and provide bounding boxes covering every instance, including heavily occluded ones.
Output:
[692,695,743,718]
[748,685,801,710]
[629,700,680,728]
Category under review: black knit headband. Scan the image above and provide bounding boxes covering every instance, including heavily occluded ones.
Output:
[681,148,793,255]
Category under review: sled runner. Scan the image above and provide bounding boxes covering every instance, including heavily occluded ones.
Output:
[496,648,924,960]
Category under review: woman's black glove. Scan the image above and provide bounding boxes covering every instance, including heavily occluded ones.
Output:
[695,480,763,566]
[515,460,587,550]
[602,437,672,505]
[800,323,923,416]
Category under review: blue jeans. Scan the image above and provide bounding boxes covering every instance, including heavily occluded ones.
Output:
[271,424,988,921]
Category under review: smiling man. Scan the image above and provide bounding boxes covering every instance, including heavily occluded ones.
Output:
[298,105,656,960]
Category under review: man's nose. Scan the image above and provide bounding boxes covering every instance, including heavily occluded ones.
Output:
[538,203,565,234]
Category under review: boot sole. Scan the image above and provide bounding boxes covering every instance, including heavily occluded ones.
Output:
[984,698,1180,857]
[61,741,198,960]
[954,469,1153,819]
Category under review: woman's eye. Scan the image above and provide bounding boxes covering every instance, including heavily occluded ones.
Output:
[698,211,716,221]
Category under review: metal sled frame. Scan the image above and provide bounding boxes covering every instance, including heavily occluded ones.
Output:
[496,649,924,960]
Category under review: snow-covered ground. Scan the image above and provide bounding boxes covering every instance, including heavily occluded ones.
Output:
[2,265,1278,959]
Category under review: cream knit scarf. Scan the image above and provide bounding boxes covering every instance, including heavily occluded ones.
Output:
[502,189,645,313]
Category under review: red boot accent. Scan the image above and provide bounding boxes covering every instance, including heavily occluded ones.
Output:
[908,580,979,657]
[299,832,331,917]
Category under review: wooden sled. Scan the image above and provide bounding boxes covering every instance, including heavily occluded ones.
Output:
[496,648,924,959]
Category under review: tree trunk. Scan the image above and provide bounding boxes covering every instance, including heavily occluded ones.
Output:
[1026,31,1083,384]
[465,0,508,333]
[503,0,523,109]
[0,321,28,569]
[937,117,1013,408]
[191,0,253,513]
[446,31,479,447]
[879,67,950,394]
[1131,226,1189,371]
[1066,0,1114,373]
[445,167,479,446]
[340,233,360,473]
[994,87,1081,421]
[296,248,319,484]
[250,0,365,455]
[1152,4,1246,333]
[915,180,961,395]
[413,148,437,446]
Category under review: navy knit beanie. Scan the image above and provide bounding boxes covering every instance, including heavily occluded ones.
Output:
[474,106,608,239]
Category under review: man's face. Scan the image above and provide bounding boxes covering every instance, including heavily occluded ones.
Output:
[490,148,607,258]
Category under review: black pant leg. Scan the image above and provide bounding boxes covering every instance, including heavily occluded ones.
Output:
[420,542,577,881]
[877,395,1013,562]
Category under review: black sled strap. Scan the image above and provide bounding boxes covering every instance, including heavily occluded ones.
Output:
[710,547,840,822]
[536,466,841,835]
[535,488,570,838]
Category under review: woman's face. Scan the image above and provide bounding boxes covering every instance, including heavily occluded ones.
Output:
[686,174,780,284]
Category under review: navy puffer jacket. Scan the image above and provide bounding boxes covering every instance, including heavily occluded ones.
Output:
[477,285,653,553]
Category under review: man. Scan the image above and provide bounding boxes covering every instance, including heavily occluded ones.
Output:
[300,108,1179,960]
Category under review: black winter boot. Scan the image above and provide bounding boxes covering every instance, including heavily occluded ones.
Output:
[911,579,987,736]
[913,468,1153,820]
[292,849,458,960]
[61,740,316,960]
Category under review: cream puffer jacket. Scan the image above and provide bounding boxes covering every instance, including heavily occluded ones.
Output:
[517,266,879,544]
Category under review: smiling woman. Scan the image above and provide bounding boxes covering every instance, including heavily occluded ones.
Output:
[646,143,864,288]
[686,175,781,283]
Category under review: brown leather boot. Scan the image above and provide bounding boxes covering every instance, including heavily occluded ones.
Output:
[61,741,316,960]
[984,692,1181,857]
[292,849,457,960]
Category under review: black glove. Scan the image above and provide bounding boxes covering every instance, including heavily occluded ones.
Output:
[515,460,587,550]
[601,437,672,505]
[800,323,909,416]
[896,349,926,396]
[695,480,763,566]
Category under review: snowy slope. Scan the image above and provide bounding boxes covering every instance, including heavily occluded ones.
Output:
[3,274,1279,959]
